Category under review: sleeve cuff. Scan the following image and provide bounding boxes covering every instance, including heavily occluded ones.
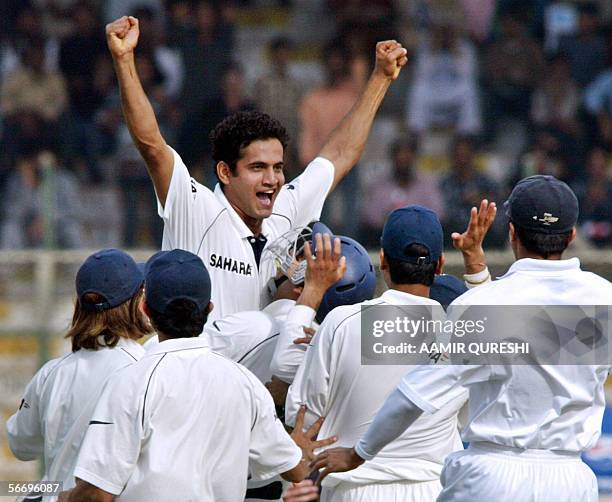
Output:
[73,467,124,496]
[463,267,491,289]
[354,441,375,461]
[397,380,438,414]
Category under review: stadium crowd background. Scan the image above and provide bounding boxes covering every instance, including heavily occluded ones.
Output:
[0,0,610,251]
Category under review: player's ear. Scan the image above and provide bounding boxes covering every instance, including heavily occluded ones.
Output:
[508,222,517,243]
[436,254,445,275]
[205,302,214,315]
[568,227,577,244]
[216,161,232,186]
[141,300,152,317]
[379,249,387,271]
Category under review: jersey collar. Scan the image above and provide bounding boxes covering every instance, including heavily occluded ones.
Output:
[145,336,210,356]
[498,257,581,279]
[379,288,442,306]
[213,184,272,240]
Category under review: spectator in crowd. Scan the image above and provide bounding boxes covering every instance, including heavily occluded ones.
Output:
[0,37,68,125]
[299,38,361,235]
[59,1,107,181]
[440,136,504,247]
[407,20,481,135]
[1,147,82,249]
[516,131,565,182]
[132,6,184,100]
[573,146,612,247]
[254,36,303,177]
[558,3,607,88]
[361,137,445,247]
[174,1,235,112]
[484,10,545,124]
[0,5,59,77]
[584,56,612,149]
[531,54,580,135]
[179,63,256,176]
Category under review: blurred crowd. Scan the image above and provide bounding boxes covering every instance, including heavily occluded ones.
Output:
[0,0,610,250]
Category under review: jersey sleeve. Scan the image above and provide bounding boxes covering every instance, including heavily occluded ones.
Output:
[273,157,335,228]
[5,359,59,460]
[244,370,302,482]
[156,147,219,252]
[73,368,144,495]
[270,305,316,384]
[285,314,334,429]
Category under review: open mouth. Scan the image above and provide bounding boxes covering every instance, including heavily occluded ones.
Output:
[256,190,274,208]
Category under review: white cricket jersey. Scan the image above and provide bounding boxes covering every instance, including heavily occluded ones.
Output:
[286,289,467,488]
[397,258,612,452]
[6,338,144,495]
[203,299,295,383]
[157,147,334,323]
[74,337,301,502]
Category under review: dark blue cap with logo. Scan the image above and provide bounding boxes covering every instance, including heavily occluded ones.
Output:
[430,274,468,308]
[145,249,211,315]
[381,205,443,264]
[504,175,579,234]
[76,249,143,312]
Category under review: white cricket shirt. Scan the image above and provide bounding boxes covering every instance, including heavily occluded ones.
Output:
[74,337,302,501]
[6,338,144,494]
[286,289,467,487]
[157,147,334,323]
[397,258,612,452]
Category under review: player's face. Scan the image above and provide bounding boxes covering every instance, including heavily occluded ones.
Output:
[225,138,285,221]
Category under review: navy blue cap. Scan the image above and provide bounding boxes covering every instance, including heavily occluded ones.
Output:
[504,175,579,234]
[381,206,443,264]
[430,274,468,308]
[76,249,143,312]
[145,249,211,315]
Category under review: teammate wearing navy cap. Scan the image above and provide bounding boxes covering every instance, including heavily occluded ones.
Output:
[7,249,150,500]
[312,176,612,502]
[105,15,408,323]
[65,249,335,502]
[286,206,469,501]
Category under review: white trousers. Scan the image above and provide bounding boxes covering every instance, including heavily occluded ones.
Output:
[438,442,598,502]
[320,479,442,502]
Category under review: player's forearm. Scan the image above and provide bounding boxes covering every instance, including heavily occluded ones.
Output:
[112,54,169,167]
[281,459,309,483]
[319,73,391,191]
[354,388,422,460]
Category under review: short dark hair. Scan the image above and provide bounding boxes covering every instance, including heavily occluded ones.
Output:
[209,111,289,184]
[514,224,572,258]
[386,244,437,286]
[146,299,208,339]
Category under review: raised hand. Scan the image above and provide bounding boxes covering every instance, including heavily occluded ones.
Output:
[373,40,408,80]
[303,233,346,294]
[290,406,337,462]
[451,199,497,274]
[106,16,140,59]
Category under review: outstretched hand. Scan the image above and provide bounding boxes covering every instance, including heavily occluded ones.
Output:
[106,16,140,58]
[290,406,337,462]
[374,40,408,80]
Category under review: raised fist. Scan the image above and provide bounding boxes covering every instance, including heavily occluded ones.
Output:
[106,16,140,58]
[374,40,408,80]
